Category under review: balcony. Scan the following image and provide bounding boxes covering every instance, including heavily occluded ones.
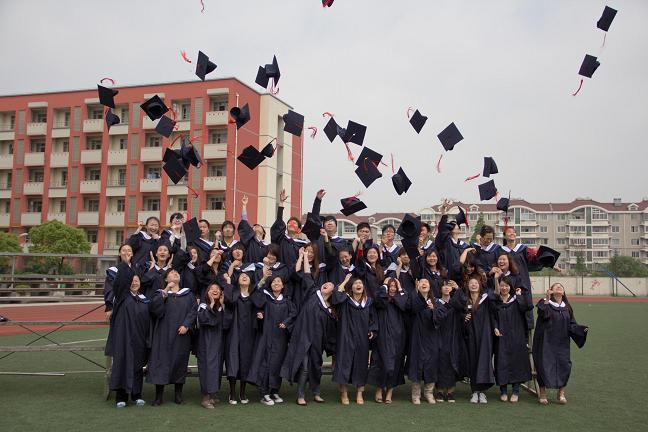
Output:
[142,117,160,130]
[77,211,99,225]
[106,184,126,197]
[140,178,161,192]
[49,152,69,167]
[83,119,104,133]
[107,149,127,165]
[0,188,10,199]
[568,219,587,226]
[0,213,9,227]
[48,185,68,198]
[201,209,225,223]
[21,212,42,226]
[203,143,227,159]
[0,154,13,169]
[104,211,125,226]
[90,243,99,254]
[26,122,47,136]
[205,111,229,126]
[140,146,162,162]
[24,152,45,166]
[0,131,14,141]
[80,149,102,164]
[46,213,66,223]
[108,124,128,136]
[51,124,70,138]
[167,182,188,195]
[103,243,121,252]
[80,180,101,194]
[137,211,160,224]
[203,176,226,190]
[24,182,44,195]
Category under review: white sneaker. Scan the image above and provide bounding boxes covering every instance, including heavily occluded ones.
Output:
[116,402,127,408]
[478,392,488,404]
[271,394,284,403]
[240,398,249,405]
[261,395,275,406]
[470,392,479,404]
[228,397,238,405]
[135,399,146,407]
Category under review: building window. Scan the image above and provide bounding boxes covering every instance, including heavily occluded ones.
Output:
[611,226,620,233]
[208,163,226,177]
[611,238,620,246]
[557,214,567,220]
[30,140,45,152]
[144,198,160,211]
[208,196,225,210]
[593,250,608,258]
[29,170,44,182]
[631,239,640,246]
[592,238,609,246]
[1,200,10,213]
[58,200,66,213]
[28,199,42,213]
[86,229,98,243]
[557,238,568,245]
[591,208,608,220]
[209,129,228,144]
[177,197,188,211]
[86,168,101,181]
[114,230,124,245]
[119,138,128,150]
[116,198,125,212]
[119,108,129,124]
[146,136,161,147]
[592,226,608,233]
[539,214,548,221]
[85,199,99,212]
[87,138,102,150]
[118,168,126,186]
[33,112,47,123]
[631,226,639,233]
[145,167,161,179]
[180,103,191,120]
[632,251,640,258]
[569,225,586,233]
[211,96,228,112]
[557,225,566,233]
[90,109,103,120]
[539,226,548,233]
[520,209,536,221]
[61,140,69,152]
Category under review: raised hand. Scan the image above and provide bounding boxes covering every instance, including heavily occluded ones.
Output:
[280,189,288,203]
[515,288,522,296]
[316,189,326,200]
[242,194,249,206]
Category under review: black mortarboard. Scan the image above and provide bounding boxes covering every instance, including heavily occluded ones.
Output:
[537,245,561,269]
[237,145,266,170]
[396,213,421,239]
[355,147,383,168]
[195,50,217,81]
[283,110,304,136]
[260,142,275,158]
[255,55,280,88]
[597,6,617,32]
[155,115,176,138]
[323,117,339,142]
[483,157,498,177]
[578,54,600,78]
[409,109,428,134]
[183,217,201,244]
[163,154,188,184]
[342,120,367,145]
[340,196,367,216]
[105,109,120,130]
[97,85,118,109]
[230,104,250,129]
[355,160,382,188]
[569,324,588,349]
[391,167,412,195]
[478,179,498,201]
[163,148,181,163]
[140,95,169,121]
[455,207,469,228]
[496,196,510,213]
[437,122,463,151]
[181,141,202,167]
[301,212,323,241]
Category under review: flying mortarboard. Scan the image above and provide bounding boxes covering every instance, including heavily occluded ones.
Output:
[409,109,428,134]
[155,115,176,138]
[342,120,367,145]
[301,212,323,241]
[195,50,217,81]
[597,6,617,32]
[163,152,188,184]
[97,85,118,109]
[478,179,498,201]
[437,122,463,151]
[255,55,280,89]
[340,196,367,216]
[323,117,340,142]
[237,145,266,170]
[396,213,421,239]
[230,104,250,129]
[578,54,600,78]
[536,245,561,269]
[355,160,382,188]
[140,95,169,121]
[391,167,412,195]
[483,157,498,177]
[105,109,120,130]
[455,207,469,228]
[355,147,383,168]
[283,110,304,136]
[183,217,201,244]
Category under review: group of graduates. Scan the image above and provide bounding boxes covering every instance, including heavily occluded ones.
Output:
[104,191,588,409]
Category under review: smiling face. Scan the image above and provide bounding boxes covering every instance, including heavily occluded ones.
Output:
[171,214,184,228]
[306,245,315,262]
[165,270,181,284]
[417,278,430,297]
[468,278,481,294]
[156,245,170,262]
[497,254,510,272]
[287,219,300,235]
[426,251,438,268]
[399,252,410,266]
[419,226,429,241]
[146,219,159,235]
[324,219,337,235]
[199,221,210,237]
[270,277,284,295]
[366,248,379,264]
[351,279,365,296]
[119,244,133,262]
[499,280,511,297]
[130,275,141,294]
[339,250,352,267]
[387,279,398,297]
[357,226,371,240]
[208,284,222,301]
[504,227,517,243]
[320,281,334,297]
[551,283,565,297]
[480,232,494,246]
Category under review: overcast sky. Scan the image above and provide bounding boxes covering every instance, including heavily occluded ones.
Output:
[1,0,646,213]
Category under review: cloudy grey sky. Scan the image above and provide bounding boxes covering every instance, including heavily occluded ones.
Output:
[1,0,646,213]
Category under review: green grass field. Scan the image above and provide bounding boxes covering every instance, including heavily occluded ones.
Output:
[0,302,646,432]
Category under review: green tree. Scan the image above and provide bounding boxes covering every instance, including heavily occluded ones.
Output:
[571,250,588,276]
[0,231,22,272]
[605,255,648,277]
[469,213,484,243]
[26,220,91,274]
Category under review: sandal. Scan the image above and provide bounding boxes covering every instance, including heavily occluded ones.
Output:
[297,398,307,406]
[314,395,325,403]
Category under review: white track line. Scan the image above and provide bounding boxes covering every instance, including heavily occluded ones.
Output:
[43,338,106,347]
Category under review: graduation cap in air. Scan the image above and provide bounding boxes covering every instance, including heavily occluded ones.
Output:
[355,159,382,188]
[155,115,176,138]
[141,95,169,121]
[97,85,118,109]
[323,117,340,142]
[397,213,421,239]
[342,120,367,145]
[340,196,366,216]
[409,109,428,134]
[355,147,383,168]
[569,324,589,349]
[497,195,510,213]
[195,50,217,81]
[237,145,266,170]
[261,141,275,158]
[478,179,498,201]
[283,110,304,136]
[536,245,561,269]
[483,157,498,177]
[455,207,469,228]
[182,217,201,244]
[391,167,412,195]
[229,104,250,129]
[437,122,463,151]
[163,150,188,184]
[181,140,202,167]
[578,54,600,78]
[597,6,617,32]
[301,212,323,241]
[105,109,120,130]
[255,55,280,89]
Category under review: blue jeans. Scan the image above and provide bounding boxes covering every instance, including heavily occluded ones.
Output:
[500,383,521,395]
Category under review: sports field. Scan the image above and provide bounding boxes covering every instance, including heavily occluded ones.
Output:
[0,300,646,432]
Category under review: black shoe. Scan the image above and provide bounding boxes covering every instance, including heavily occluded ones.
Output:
[0,315,8,322]
[152,399,162,406]
[174,393,184,405]
[446,393,456,403]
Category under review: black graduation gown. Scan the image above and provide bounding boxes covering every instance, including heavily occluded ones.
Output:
[454,290,496,388]
[127,231,159,270]
[147,288,197,385]
[223,282,260,381]
[281,277,336,388]
[435,215,470,283]
[105,262,151,395]
[501,243,543,330]
[474,242,501,274]
[254,262,295,300]
[103,266,118,312]
[196,302,226,394]
[367,286,408,388]
[139,264,171,298]
[492,294,533,386]
[159,229,184,255]
[385,265,416,295]
[331,290,377,386]
[270,206,308,268]
[410,257,443,298]
[196,263,229,299]
[532,300,585,389]
[247,290,297,391]
[238,218,268,264]
[436,296,467,388]
[190,237,216,264]
[291,266,327,312]
[355,260,383,299]
[326,259,357,288]
[406,293,447,384]
[379,244,401,268]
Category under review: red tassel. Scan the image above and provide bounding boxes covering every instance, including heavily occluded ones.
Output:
[308,126,317,139]
[406,107,414,118]
[99,77,115,85]
[170,133,185,148]
[322,0,334,7]
[503,215,509,232]
[464,172,481,182]
[602,32,607,47]
[390,153,395,174]
[436,154,443,173]
[200,0,205,13]
[181,51,192,64]
[187,185,199,198]
[572,79,584,96]
[345,143,354,162]
[322,111,334,118]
